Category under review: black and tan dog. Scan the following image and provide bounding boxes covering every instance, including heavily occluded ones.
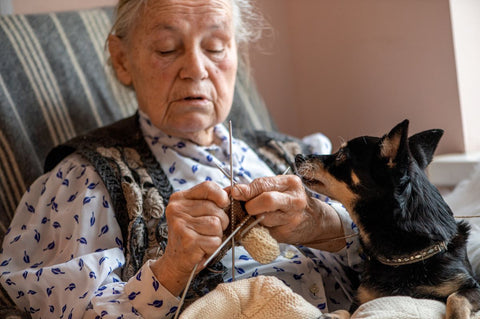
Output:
[295,120,480,318]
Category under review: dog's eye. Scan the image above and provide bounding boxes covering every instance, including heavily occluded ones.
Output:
[336,149,346,162]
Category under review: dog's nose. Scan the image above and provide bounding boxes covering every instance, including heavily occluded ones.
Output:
[295,154,306,166]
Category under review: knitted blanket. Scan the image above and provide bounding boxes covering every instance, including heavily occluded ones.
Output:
[179,275,454,319]
[180,276,323,319]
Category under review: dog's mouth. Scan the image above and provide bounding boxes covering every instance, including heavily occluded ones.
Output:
[295,165,325,187]
[295,154,328,189]
[299,174,324,187]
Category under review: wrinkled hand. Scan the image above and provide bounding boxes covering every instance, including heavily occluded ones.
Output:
[151,181,230,296]
[231,175,345,251]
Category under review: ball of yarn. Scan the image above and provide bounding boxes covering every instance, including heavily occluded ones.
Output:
[241,225,280,264]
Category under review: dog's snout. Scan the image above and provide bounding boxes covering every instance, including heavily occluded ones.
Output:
[295,154,306,166]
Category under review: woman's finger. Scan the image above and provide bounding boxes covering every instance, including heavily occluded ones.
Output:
[232,175,304,201]
[185,215,226,237]
[162,227,222,275]
[174,181,230,207]
[243,191,306,217]
[170,201,230,229]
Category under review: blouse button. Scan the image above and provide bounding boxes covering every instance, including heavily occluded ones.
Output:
[284,250,295,259]
[309,283,320,296]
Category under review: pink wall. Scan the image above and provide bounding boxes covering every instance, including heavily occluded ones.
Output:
[251,0,464,155]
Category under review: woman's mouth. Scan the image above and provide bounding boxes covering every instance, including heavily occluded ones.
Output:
[173,95,211,107]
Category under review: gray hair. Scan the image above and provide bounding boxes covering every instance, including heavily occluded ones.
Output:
[108,0,269,73]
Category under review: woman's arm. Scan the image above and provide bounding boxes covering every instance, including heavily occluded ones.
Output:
[150,181,230,296]
[0,155,178,319]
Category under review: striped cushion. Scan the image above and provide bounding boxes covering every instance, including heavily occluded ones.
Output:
[0,8,274,247]
[0,8,137,241]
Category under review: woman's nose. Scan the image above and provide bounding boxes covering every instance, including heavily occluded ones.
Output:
[179,48,208,81]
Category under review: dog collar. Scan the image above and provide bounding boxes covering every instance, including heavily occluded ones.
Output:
[374,241,448,266]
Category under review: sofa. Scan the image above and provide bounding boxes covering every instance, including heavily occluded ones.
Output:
[0,6,275,317]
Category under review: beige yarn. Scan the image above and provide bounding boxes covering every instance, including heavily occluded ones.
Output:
[241,225,280,264]
[180,275,322,319]
[210,200,280,266]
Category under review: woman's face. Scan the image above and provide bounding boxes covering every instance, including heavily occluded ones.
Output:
[110,0,238,145]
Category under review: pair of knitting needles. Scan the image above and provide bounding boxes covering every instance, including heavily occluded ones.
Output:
[174,121,261,318]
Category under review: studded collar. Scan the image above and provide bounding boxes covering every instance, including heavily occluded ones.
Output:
[373,241,448,266]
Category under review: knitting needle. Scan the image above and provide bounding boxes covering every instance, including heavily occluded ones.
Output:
[228,121,236,282]
[202,215,251,267]
[173,262,199,319]
[201,214,266,269]
[213,161,237,184]
[239,215,265,237]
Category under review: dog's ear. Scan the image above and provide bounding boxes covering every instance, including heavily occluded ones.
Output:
[379,119,409,169]
[408,129,444,170]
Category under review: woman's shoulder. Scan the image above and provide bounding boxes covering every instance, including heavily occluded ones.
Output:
[39,153,100,190]
[44,114,140,173]
[19,153,102,214]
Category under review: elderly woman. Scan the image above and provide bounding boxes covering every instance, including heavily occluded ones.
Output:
[0,0,361,318]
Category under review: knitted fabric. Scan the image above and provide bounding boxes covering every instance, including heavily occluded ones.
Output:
[240,225,280,264]
[208,199,280,266]
[180,275,323,319]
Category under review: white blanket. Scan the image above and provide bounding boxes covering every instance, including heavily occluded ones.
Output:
[351,296,445,319]
[444,163,480,275]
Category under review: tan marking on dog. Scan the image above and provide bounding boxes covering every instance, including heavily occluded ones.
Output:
[309,173,358,211]
[387,158,395,168]
[355,223,371,247]
[316,175,373,245]
[351,171,360,186]
[356,286,382,304]
[380,134,401,164]
[416,273,469,297]
[446,292,473,319]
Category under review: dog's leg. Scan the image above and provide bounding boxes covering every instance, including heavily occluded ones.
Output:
[446,288,480,319]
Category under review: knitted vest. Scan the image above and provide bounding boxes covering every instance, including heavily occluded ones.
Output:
[44,113,311,302]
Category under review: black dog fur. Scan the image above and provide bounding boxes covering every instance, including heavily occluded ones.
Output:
[295,120,480,318]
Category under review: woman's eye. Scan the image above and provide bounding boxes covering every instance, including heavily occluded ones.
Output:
[203,38,226,56]
[157,50,175,56]
[206,48,225,54]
